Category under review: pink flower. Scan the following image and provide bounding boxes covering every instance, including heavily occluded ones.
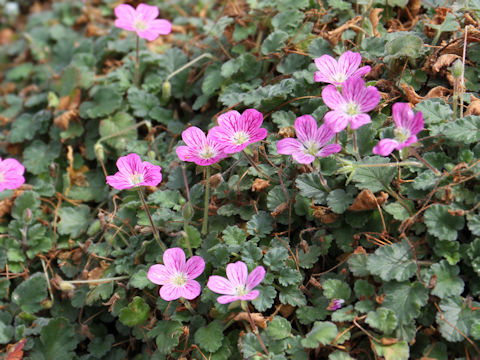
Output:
[322,77,380,133]
[0,157,25,192]
[207,261,265,304]
[314,51,371,86]
[373,103,424,156]
[147,248,205,301]
[276,115,341,164]
[176,127,226,166]
[327,299,345,311]
[106,153,162,190]
[114,3,172,41]
[208,109,268,154]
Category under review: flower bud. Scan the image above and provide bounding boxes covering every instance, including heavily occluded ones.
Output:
[22,208,33,223]
[59,281,76,292]
[162,80,171,101]
[94,143,104,162]
[182,202,194,221]
[451,59,463,78]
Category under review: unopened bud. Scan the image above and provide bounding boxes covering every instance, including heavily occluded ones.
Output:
[182,202,194,220]
[162,80,171,101]
[94,143,104,163]
[452,59,463,78]
[41,299,53,309]
[147,150,156,161]
[23,208,33,223]
[59,281,76,292]
[47,91,59,108]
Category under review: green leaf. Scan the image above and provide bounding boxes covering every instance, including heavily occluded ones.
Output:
[79,86,122,118]
[246,211,273,237]
[179,224,202,250]
[348,252,370,277]
[301,321,338,348]
[354,279,375,298]
[57,205,90,238]
[366,240,416,282]
[430,261,464,298]
[88,334,115,358]
[99,112,137,150]
[279,286,307,306]
[261,30,289,54]
[34,317,78,359]
[385,33,423,61]
[153,320,184,354]
[322,279,351,300]
[352,156,396,192]
[127,88,160,118]
[12,273,47,313]
[373,340,409,360]
[295,173,327,202]
[329,350,355,360]
[327,189,354,214]
[119,296,150,327]
[129,269,151,290]
[442,115,480,144]
[467,213,480,236]
[424,204,465,241]
[428,12,459,35]
[12,190,40,220]
[383,202,410,221]
[278,268,302,286]
[266,316,291,340]
[222,225,246,249]
[252,285,276,311]
[366,308,398,334]
[0,321,13,345]
[263,247,289,271]
[202,64,223,95]
[436,297,473,342]
[23,140,61,175]
[382,281,428,325]
[297,245,323,269]
[415,99,452,124]
[194,320,224,353]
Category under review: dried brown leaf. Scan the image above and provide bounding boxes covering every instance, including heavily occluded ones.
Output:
[466,100,480,116]
[54,109,78,131]
[369,9,383,37]
[325,16,362,46]
[400,83,423,105]
[233,312,268,329]
[278,126,295,138]
[425,86,451,100]
[348,189,388,211]
[432,54,461,73]
[252,178,270,192]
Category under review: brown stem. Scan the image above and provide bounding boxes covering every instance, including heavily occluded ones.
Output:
[246,305,269,355]
[137,188,166,251]
[409,148,441,176]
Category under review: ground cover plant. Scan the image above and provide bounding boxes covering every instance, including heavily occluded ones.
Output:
[1,0,480,358]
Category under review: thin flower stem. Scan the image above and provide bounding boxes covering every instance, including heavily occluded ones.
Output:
[245,305,269,356]
[460,25,469,118]
[180,298,195,314]
[242,150,270,179]
[137,188,166,251]
[318,170,331,192]
[201,166,211,236]
[166,53,214,82]
[354,161,424,168]
[65,276,129,284]
[409,148,441,176]
[352,131,361,160]
[134,36,140,87]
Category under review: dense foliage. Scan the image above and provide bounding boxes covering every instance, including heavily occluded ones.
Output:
[1,0,480,359]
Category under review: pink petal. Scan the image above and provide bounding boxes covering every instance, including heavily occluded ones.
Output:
[208,126,235,149]
[136,3,159,22]
[314,55,339,84]
[106,173,134,190]
[207,275,235,295]
[239,290,260,301]
[176,146,195,162]
[248,128,268,144]
[148,19,172,35]
[182,127,207,148]
[358,86,380,112]
[0,158,25,191]
[246,266,265,290]
[349,114,371,130]
[322,85,346,110]
[324,110,350,133]
[372,138,399,156]
[226,261,248,287]
[115,4,135,22]
[185,256,205,280]
[342,77,366,103]
[318,144,342,157]
[276,138,303,155]
[147,264,172,285]
[116,153,142,175]
[239,109,264,134]
[410,112,424,135]
[397,135,417,149]
[114,19,136,32]
[292,152,316,164]
[337,51,362,78]
[216,295,242,304]
[315,123,336,147]
[179,280,202,300]
[217,110,242,133]
[141,162,162,187]
[163,248,186,273]
[352,65,371,78]
[136,29,161,41]
[160,283,182,301]
[294,115,317,143]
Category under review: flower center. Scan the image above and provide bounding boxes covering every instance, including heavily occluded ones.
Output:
[199,145,215,159]
[0,172,4,182]
[333,73,345,83]
[134,19,148,31]
[345,103,360,116]
[235,285,248,296]
[394,127,411,143]
[129,172,144,186]
[303,140,319,156]
[232,131,250,145]
[172,272,188,286]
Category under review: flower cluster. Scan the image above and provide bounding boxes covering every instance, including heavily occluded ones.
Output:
[176,109,267,166]
[147,248,265,304]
